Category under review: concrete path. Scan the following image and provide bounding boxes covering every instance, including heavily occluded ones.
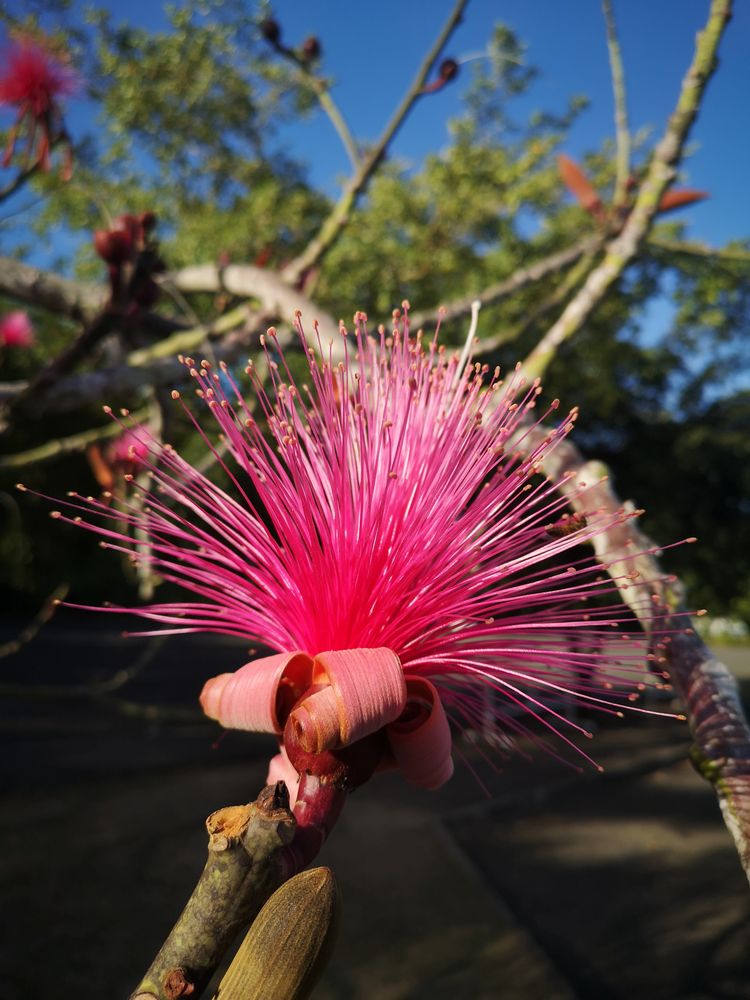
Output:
[1,626,749,999]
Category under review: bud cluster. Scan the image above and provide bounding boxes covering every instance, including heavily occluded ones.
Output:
[93,212,164,310]
[260,17,322,66]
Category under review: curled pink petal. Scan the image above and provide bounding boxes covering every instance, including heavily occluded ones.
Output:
[199,650,313,733]
[266,744,300,808]
[289,647,407,753]
[387,676,454,790]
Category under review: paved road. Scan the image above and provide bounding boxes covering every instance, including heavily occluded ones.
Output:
[1,625,749,999]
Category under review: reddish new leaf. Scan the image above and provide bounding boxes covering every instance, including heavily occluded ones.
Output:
[557,154,605,219]
[657,189,709,214]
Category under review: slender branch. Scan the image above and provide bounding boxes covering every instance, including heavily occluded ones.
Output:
[281,0,469,285]
[131,784,297,1000]
[409,234,601,330]
[519,0,732,382]
[602,0,631,208]
[647,235,750,265]
[315,87,361,170]
[518,426,750,884]
[0,407,151,469]
[472,246,599,357]
[0,582,69,658]
[127,303,255,366]
[290,61,360,170]
[0,132,67,205]
[0,161,43,205]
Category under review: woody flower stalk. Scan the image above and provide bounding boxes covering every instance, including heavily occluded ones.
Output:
[30,305,680,870]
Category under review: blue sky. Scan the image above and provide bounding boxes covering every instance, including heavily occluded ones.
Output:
[265,0,749,247]
[2,2,748,262]
[6,0,749,240]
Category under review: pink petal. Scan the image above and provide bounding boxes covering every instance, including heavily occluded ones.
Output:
[200,650,314,733]
[266,744,300,808]
[387,676,454,789]
[289,647,407,752]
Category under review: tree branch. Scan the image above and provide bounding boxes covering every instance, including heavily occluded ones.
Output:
[409,234,602,330]
[647,234,750,265]
[519,0,732,382]
[472,245,599,357]
[602,0,631,208]
[0,255,103,320]
[518,425,750,884]
[281,0,469,285]
[131,783,297,1000]
[169,264,340,342]
[0,407,151,469]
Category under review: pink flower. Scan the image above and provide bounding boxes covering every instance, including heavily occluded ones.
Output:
[43,308,675,774]
[0,34,77,176]
[0,310,34,348]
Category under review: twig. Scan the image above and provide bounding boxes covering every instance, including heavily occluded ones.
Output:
[281,0,469,285]
[86,635,168,695]
[602,0,631,208]
[315,86,361,171]
[0,160,43,205]
[287,59,360,170]
[0,582,69,658]
[164,262,341,345]
[0,407,151,469]
[131,784,297,1000]
[409,234,602,330]
[472,246,599,357]
[519,0,732,383]
[647,235,750,265]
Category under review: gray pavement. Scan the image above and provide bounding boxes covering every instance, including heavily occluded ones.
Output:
[1,626,749,999]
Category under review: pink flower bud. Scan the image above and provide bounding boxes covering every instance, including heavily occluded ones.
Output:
[0,310,34,348]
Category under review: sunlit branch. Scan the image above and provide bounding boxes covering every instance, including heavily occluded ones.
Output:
[519,0,732,383]
[602,0,631,208]
[516,425,750,884]
[0,406,150,469]
[410,234,602,330]
[282,0,470,285]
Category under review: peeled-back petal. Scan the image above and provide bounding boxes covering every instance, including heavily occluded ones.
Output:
[289,647,407,753]
[386,676,454,790]
[266,744,301,808]
[200,651,314,733]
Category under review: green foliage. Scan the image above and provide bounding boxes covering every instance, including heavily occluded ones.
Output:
[0,5,747,623]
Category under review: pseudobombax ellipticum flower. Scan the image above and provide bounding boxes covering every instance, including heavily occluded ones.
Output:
[0,33,77,178]
[26,306,679,811]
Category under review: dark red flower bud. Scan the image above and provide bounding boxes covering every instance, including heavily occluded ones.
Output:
[93,229,133,265]
[139,211,158,232]
[301,35,321,61]
[439,58,459,83]
[114,213,143,245]
[260,18,281,45]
